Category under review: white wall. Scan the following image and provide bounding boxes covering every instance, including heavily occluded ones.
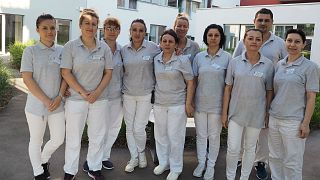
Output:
[212,0,240,7]
[0,0,85,43]
[194,3,320,64]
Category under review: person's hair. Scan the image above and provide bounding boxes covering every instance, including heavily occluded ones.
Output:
[79,8,99,26]
[130,19,147,32]
[103,17,121,30]
[36,14,55,28]
[244,28,263,40]
[255,8,273,20]
[203,24,225,48]
[173,13,189,28]
[160,29,179,44]
[285,28,306,43]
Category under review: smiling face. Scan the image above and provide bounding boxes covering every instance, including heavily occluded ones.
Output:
[130,22,146,44]
[244,30,263,52]
[160,34,177,54]
[37,19,56,44]
[285,33,306,56]
[206,28,221,48]
[79,15,98,38]
[174,19,189,39]
[254,13,273,34]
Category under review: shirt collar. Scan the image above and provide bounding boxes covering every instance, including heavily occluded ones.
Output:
[263,32,275,45]
[36,41,56,50]
[128,40,147,50]
[241,51,266,64]
[156,51,178,63]
[76,36,101,50]
[281,55,305,66]
[205,48,223,58]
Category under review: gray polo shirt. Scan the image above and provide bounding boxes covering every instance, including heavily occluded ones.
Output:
[103,42,123,101]
[121,40,161,96]
[225,52,274,128]
[61,37,114,101]
[193,49,231,114]
[20,42,64,116]
[270,56,320,121]
[183,38,200,63]
[233,33,287,65]
[154,52,194,106]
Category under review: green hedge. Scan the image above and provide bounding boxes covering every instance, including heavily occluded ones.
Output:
[8,40,36,69]
[0,61,11,104]
[311,93,320,129]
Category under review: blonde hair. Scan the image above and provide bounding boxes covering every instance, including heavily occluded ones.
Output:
[79,8,99,26]
[173,13,189,28]
[103,17,121,29]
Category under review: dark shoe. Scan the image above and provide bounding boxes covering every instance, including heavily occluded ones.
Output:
[83,161,89,172]
[237,161,242,167]
[102,160,114,170]
[41,162,50,179]
[64,173,75,180]
[88,170,104,180]
[34,173,47,180]
[255,162,268,180]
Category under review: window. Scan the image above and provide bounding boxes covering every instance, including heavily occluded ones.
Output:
[4,14,23,51]
[168,0,177,7]
[274,25,294,39]
[56,19,71,45]
[149,24,166,44]
[297,24,315,36]
[185,0,191,17]
[118,0,137,9]
[224,24,241,53]
[192,1,200,13]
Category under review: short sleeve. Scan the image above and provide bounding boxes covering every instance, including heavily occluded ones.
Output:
[192,53,200,76]
[178,55,194,81]
[60,41,73,69]
[20,46,34,72]
[225,58,235,85]
[265,63,275,90]
[305,63,320,92]
[104,44,114,69]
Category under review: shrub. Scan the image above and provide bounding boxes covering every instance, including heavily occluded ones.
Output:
[0,61,11,106]
[8,40,36,69]
[310,93,320,129]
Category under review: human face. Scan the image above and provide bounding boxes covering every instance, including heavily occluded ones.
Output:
[36,19,56,45]
[104,25,120,41]
[254,14,273,34]
[160,34,177,54]
[207,28,221,48]
[130,22,146,44]
[244,30,263,52]
[285,33,306,56]
[174,19,189,39]
[80,15,98,38]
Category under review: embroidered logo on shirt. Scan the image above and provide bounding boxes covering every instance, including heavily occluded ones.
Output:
[253,71,264,78]
[285,68,295,74]
[143,55,150,61]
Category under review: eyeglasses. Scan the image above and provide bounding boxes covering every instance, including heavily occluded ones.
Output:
[105,26,120,32]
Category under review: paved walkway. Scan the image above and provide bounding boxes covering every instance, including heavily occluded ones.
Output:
[1,81,319,180]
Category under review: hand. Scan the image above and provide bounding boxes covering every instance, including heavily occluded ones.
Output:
[79,91,90,100]
[64,88,71,97]
[175,48,183,56]
[299,123,310,139]
[185,103,194,118]
[87,91,100,104]
[221,114,228,128]
[44,98,52,109]
[48,96,62,112]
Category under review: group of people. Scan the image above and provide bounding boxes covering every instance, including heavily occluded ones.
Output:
[20,7,319,180]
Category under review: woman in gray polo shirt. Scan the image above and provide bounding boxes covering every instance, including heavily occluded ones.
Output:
[173,13,200,62]
[192,24,231,180]
[221,29,274,180]
[60,9,113,180]
[268,29,319,180]
[152,29,194,180]
[121,19,161,173]
[21,14,67,180]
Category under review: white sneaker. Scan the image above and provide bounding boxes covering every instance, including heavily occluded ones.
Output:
[203,167,214,180]
[124,158,139,172]
[193,163,206,177]
[138,152,147,168]
[166,171,181,180]
[153,165,169,175]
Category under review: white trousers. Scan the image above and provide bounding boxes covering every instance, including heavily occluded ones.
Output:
[154,104,187,173]
[255,128,269,164]
[25,111,65,176]
[268,116,306,180]
[194,111,222,168]
[64,100,107,175]
[226,121,261,180]
[123,94,152,159]
[103,98,123,161]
